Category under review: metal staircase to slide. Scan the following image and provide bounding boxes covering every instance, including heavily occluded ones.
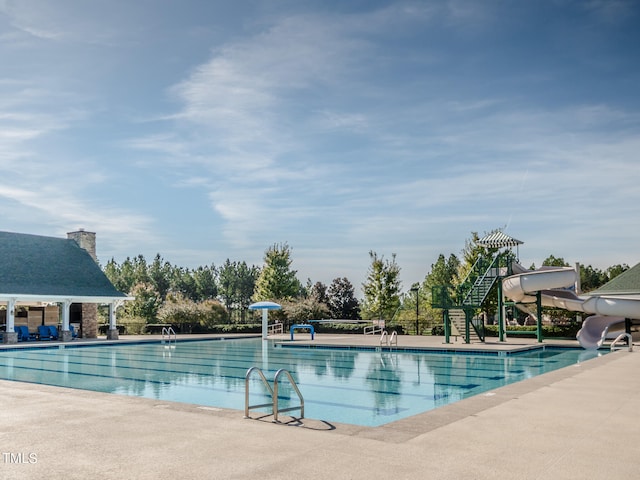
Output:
[433,253,512,343]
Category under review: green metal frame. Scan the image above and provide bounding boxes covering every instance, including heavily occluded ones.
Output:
[432,251,516,344]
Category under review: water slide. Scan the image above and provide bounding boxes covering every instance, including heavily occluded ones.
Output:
[502,264,640,349]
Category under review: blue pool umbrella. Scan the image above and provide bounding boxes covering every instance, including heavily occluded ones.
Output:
[249,301,282,339]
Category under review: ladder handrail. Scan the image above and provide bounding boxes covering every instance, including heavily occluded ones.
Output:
[244,367,274,418]
[610,333,633,352]
[273,369,304,422]
[389,330,397,348]
[161,326,176,345]
[244,367,304,422]
[379,330,398,348]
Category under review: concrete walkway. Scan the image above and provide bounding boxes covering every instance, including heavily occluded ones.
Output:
[0,334,638,479]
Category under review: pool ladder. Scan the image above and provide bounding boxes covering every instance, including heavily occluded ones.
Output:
[610,333,633,352]
[161,326,176,347]
[380,330,397,349]
[244,367,304,422]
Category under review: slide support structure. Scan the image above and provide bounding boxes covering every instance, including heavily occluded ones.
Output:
[464,310,470,344]
[498,280,505,342]
[443,309,451,344]
[536,291,543,343]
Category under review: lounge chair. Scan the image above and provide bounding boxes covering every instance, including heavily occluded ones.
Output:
[22,326,36,341]
[38,325,51,340]
[17,326,31,342]
[69,324,78,339]
[48,325,59,340]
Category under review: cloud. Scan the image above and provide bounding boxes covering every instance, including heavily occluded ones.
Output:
[584,0,637,24]
[0,0,135,45]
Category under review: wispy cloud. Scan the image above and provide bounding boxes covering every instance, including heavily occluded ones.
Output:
[0,0,135,45]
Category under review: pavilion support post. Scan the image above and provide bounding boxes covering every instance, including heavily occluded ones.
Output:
[59,301,72,342]
[107,303,119,340]
[2,298,18,344]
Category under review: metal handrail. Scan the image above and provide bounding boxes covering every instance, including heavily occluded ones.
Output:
[161,326,176,346]
[610,333,633,352]
[244,367,304,422]
[389,331,398,348]
[379,330,398,348]
[244,367,274,418]
[273,369,304,422]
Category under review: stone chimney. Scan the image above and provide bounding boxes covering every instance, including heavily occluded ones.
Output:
[67,228,99,339]
[67,229,97,262]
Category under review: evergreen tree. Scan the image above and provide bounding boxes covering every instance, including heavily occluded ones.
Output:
[254,243,301,301]
[148,253,172,300]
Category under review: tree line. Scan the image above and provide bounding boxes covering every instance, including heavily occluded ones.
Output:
[103,232,630,334]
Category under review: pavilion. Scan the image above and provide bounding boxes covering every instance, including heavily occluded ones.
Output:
[0,230,129,344]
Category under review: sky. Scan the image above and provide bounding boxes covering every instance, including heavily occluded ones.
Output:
[1,0,639,293]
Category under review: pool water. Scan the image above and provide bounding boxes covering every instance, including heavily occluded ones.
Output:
[0,338,603,427]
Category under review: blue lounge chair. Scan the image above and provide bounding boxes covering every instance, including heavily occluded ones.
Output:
[69,324,78,339]
[48,325,59,340]
[22,326,35,341]
[17,326,31,342]
[38,325,51,340]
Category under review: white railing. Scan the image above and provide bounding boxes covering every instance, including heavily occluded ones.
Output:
[610,333,633,352]
[380,330,398,349]
[364,324,384,335]
[389,330,398,348]
[161,326,176,347]
[268,322,283,335]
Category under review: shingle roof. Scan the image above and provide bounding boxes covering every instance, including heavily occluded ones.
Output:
[587,262,640,296]
[0,231,127,299]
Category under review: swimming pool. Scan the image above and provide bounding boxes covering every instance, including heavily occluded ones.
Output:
[0,338,603,427]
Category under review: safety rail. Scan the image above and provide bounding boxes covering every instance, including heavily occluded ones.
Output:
[364,324,384,335]
[244,367,304,423]
[268,322,283,335]
[161,326,176,346]
[610,333,633,352]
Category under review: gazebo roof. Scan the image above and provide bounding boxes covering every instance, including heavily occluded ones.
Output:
[476,231,523,249]
[586,262,640,296]
[0,231,128,303]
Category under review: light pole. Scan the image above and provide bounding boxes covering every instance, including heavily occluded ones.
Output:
[410,286,419,335]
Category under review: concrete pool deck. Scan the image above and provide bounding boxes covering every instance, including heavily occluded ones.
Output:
[0,333,638,479]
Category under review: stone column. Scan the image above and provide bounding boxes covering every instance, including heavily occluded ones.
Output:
[107,303,119,340]
[82,304,98,338]
[2,299,18,344]
[59,301,72,342]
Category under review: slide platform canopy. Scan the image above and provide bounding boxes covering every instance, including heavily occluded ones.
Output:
[476,231,523,249]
